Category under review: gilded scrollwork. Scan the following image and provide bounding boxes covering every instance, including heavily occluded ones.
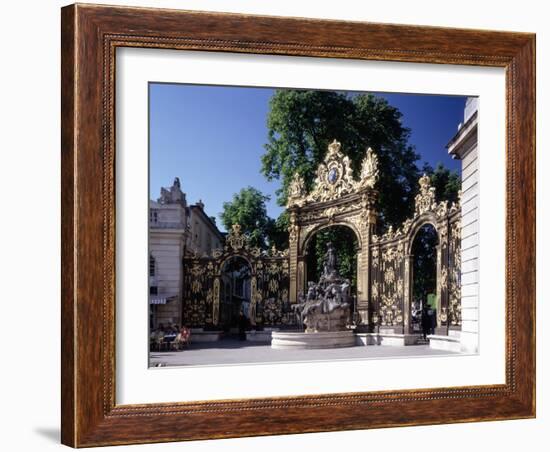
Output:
[369,172,463,332]
[379,296,403,326]
[305,140,358,203]
[371,280,379,299]
[182,221,291,327]
[182,137,465,332]
[287,172,307,207]
[357,147,379,189]
[436,201,449,218]
[448,280,462,326]
[439,266,448,292]
[384,267,396,285]
[249,276,258,326]
[415,173,436,215]
[448,216,462,326]
[226,224,246,250]
[439,223,449,247]
[212,278,220,326]
[396,276,404,298]
[288,212,299,245]
[286,140,379,209]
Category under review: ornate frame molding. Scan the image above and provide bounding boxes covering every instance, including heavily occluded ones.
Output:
[61,4,535,447]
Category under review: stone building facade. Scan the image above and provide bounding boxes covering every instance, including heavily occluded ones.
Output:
[149,178,223,329]
[186,200,224,257]
[157,103,478,351]
[446,97,479,353]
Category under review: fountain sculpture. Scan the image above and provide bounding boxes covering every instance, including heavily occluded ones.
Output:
[271,242,356,349]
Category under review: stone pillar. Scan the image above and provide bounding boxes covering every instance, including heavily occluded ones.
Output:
[356,213,375,327]
[356,236,370,321]
[297,258,305,300]
[212,276,220,326]
[288,211,299,303]
[403,255,413,334]
[435,244,442,328]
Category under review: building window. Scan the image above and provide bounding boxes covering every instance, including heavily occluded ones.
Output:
[150,210,158,224]
[150,285,158,295]
[149,254,156,277]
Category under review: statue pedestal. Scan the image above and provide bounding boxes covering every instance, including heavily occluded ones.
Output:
[304,308,350,333]
[271,330,355,350]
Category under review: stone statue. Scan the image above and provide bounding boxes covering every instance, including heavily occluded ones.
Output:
[157,177,186,206]
[322,242,338,280]
[294,243,352,333]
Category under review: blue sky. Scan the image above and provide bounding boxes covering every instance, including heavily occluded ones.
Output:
[149,83,466,231]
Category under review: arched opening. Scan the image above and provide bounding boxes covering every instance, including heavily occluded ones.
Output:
[305,225,359,297]
[410,223,439,334]
[219,256,252,333]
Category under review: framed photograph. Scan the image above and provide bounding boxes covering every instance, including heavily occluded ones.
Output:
[61,3,535,447]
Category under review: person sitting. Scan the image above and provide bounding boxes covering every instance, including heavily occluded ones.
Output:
[150,324,165,351]
[172,325,191,350]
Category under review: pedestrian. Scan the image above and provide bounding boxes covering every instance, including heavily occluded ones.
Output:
[180,325,191,347]
[238,311,248,341]
[428,306,437,335]
[421,304,431,340]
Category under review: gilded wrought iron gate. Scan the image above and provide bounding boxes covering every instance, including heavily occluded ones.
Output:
[182,225,294,328]
[182,146,463,335]
[369,175,462,334]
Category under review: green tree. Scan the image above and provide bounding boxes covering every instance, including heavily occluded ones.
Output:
[410,165,459,305]
[261,89,463,296]
[262,89,421,228]
[422,162,461,203]
[306,226,358,288]
[220,187,273,249]
[411,224,438,303]
[266,210,290,251]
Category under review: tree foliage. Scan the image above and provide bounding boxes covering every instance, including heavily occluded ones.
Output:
[266,210,290,251]
[220,91,462,297]
[306,226,358,288]
[220,186,274,249]
[411,224,439,303]
[423,162,461,204]
[262,89,421,228]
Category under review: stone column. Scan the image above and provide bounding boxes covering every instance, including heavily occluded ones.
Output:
[436,222,450,336]
[356,215,374,327]
[288,211,299,303]
[296,258,305,300]
[403,255,413,334]
[212,276,220,326]
[356,193,377,328]
[435,244,442,328]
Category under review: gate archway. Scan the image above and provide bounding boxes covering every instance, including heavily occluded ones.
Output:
[181,224,294,329]
[285,140,380,326]
[219,255,252,329]
[304,223,360,296]
[369,174,462,335]
[410,223,439,332]
[182,140,463,336]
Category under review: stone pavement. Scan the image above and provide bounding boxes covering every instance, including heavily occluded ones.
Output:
[149,338,460,367]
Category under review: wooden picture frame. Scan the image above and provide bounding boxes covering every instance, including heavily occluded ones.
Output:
[61,3,536,447]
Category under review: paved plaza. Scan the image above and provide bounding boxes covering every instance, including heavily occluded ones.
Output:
[149,338,461,367]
